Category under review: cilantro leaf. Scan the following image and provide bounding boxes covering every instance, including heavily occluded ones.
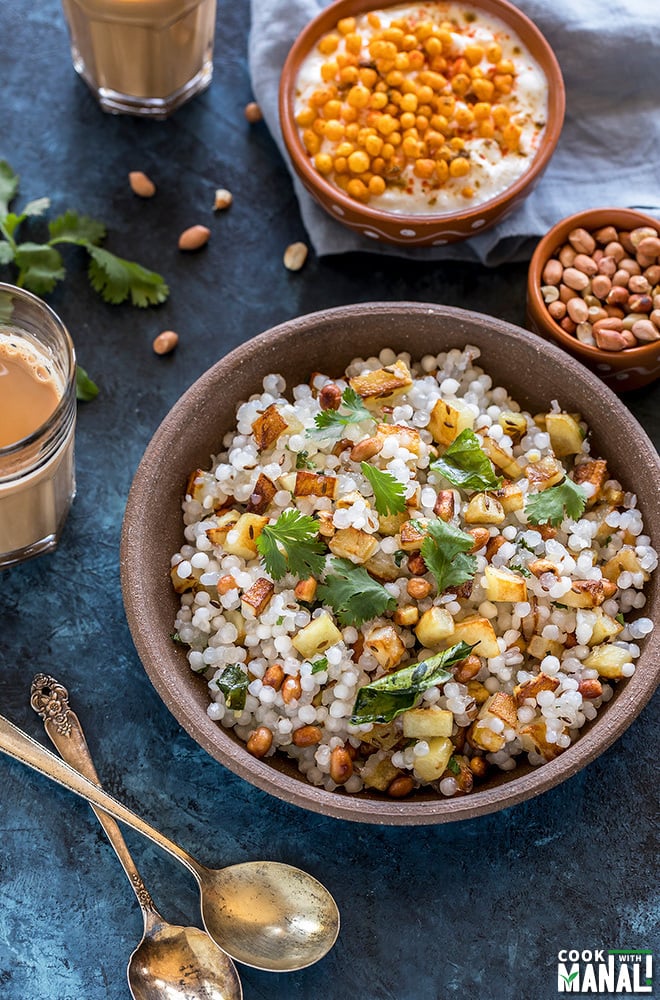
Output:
[525,477,588,527]
[420,518,477,592]
[49,210,106,246]
[214,664,248,712]
[0,160,19,216]
[446,756,461,776]
[311,656,328,674]
[307,385,374,440]
[23,197,50,218]
[615,612,625,626]
[3,212,26,238]
[14,242,65,295]
[87,245,169,307]
[0,242,14,265]
[431,428,502,490]
[509,563,531,577]
[256,508,326,581]
[350,641,475,725]
[295,450,316,470]
[360,461,407,516]
[317,557,396,627]
[76,365,99,402]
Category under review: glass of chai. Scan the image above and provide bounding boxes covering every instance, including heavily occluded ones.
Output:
[0,284,77,569]
[60,0,217,118]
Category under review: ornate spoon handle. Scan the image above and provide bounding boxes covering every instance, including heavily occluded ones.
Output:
[0,710,204,881]
[30,674,161,924]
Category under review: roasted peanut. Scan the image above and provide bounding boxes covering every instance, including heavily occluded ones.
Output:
[578,678,603,700]
[467,526,490,552]
[247,726,273,757]
[153,330,179,355]
[292,725,323,747]
[568,227,596,255]
[262,663,285,690]
[434,489,455,521]
[407,576,432,599]
[350,436,383,462]
[319,382,342,410]
[329,746,354,784]
[244,101,263,123]
[387,774,416,798]
[454,653,482,683]
[468,756,489,779]
[282,676,302,703]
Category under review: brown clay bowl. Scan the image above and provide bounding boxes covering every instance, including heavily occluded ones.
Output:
[527,207,660,391]
[278,0,565,247]
[120,303,659,825]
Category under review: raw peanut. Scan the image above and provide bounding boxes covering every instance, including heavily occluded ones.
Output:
[655,294,660,310]
[620,330,637,348]
[178,225,211,250]
[587,306,608,323]
[650,309,660,328]
[542,259,563,284]
[213,188,233,211]
[558,244,576,267]
[583,293,600,307]
[604,241,625,262]
[562,267,590,291]
[594,328,627,351]
[281,676,302,703]
[607,285,629,305]
[292,725,323,747]
[575,323,595,344]
[283,241,309,271]
[566,297,589,324]
[319,382,342,410]
[568,227,596,255]
[593,317,624,333]
[628,274,651,294]
[247,726,273,757]
[637,253,656,269]
[627,293,652,313]
[644,264,660,284]
[619,230,634,253]
[560,316,576,335]
[407,577,432,599]
[594,225,618,245]
[605,305,625,319]
[329,746,353,785]
[349,435,383,462]
[542,284,560,303]
[630,226,658,248]
[559,283,574,303]
[244,101,263,122]
[467,526,490,551]
[262,663,285,690]
[611,270,630,288]
[632,319,660,341]
[597,255,617,276]
[621,311,645,331]
[572,253,598,276]
[128,170,156,197]
[548,300,566,321]
[620,257,641,276]
[591,275,611,299]
[152,330,179,354]
[593,249,603,263]
[387,775,416,798]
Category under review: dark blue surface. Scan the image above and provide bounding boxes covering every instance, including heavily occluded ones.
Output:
[0,3,658,999]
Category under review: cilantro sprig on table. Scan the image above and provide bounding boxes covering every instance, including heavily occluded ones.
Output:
[256,509,326,581]
[525,477,588,527]
[0,160,168,306]
[317,557,396,627]
[350,641,476,725]
[431,428,502,491]
[306,386,375,440]
[360,461,407,517]
[419,518,477,593]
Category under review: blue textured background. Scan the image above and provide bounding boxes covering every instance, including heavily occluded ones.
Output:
[0,2,658,999]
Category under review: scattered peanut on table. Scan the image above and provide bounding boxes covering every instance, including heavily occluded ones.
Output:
[540,223,660,350]
[213,188,233,211]
[128,171,156,198]
[178,224,211,251]
[284,241,309,271]
[152,330,179,355]
[244,101,263,123]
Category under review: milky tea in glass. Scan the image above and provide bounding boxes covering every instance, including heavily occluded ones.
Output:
[0,285,76,568]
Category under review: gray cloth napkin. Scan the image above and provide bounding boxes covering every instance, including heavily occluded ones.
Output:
[248,0,660,264]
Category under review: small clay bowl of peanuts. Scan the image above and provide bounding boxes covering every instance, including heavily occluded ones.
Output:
[527,208,660,391]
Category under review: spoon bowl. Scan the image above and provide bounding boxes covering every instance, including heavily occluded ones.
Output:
[129,922,242,1000]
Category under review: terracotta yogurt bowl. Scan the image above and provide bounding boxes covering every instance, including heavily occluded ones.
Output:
[527,207,660,392]
[279,0,565,247]
[120,303,659,825]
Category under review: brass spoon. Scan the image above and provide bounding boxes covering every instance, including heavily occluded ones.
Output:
[30,674,243,1000]
[0,708,340,973]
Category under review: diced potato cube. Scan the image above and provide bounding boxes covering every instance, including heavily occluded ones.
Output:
[483,565,528,603]
[602,547,649,583]
[399,519,427,551]
[206,510,240,547]
[328,526,379,564]
[590,610,624,645]
[480,436,522,478]
[170,563,196,594]
[427,397,475,446]
[316,510,335,538]
[336,489,371,510]
[292,613,343,659]
[464,494,505,524]
[185,468,218,503]
[375,422,421,455]
[413,736,454,783]
[518,719,565,760]
[466,680,490,705]
[526,635,565,659]
[560,578,617,608]
[546,412,584,457]
[394,605,420,627]
[468,721,505,753]
[487,480,524,513]
[360,754,400,791]
[241,578,275,617]
[251,403,288,450]
[406,483,421,509]
[480,692,517,727]
[415,607,455,647]
[223,609,246,644]
[364,550,400,582]
[245,473,277,514]
[403,707,454,739]
[364,625,406,670]
[514,672,560,704]
[498,410,527,444]
[277,472,297,493]
[349,360,413,401]
[378,510,409,536]
[294,470,337,499]
[582,643,632,679]
[294,577,318,603]
[452,617,500,658]
[222,513,269,560]
[359,724,400,751]
[574,459,608,507]
[525,456,565,491]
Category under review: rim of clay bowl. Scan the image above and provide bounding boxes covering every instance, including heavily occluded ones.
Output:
[279,0,565,232]
[120,303,659,825]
